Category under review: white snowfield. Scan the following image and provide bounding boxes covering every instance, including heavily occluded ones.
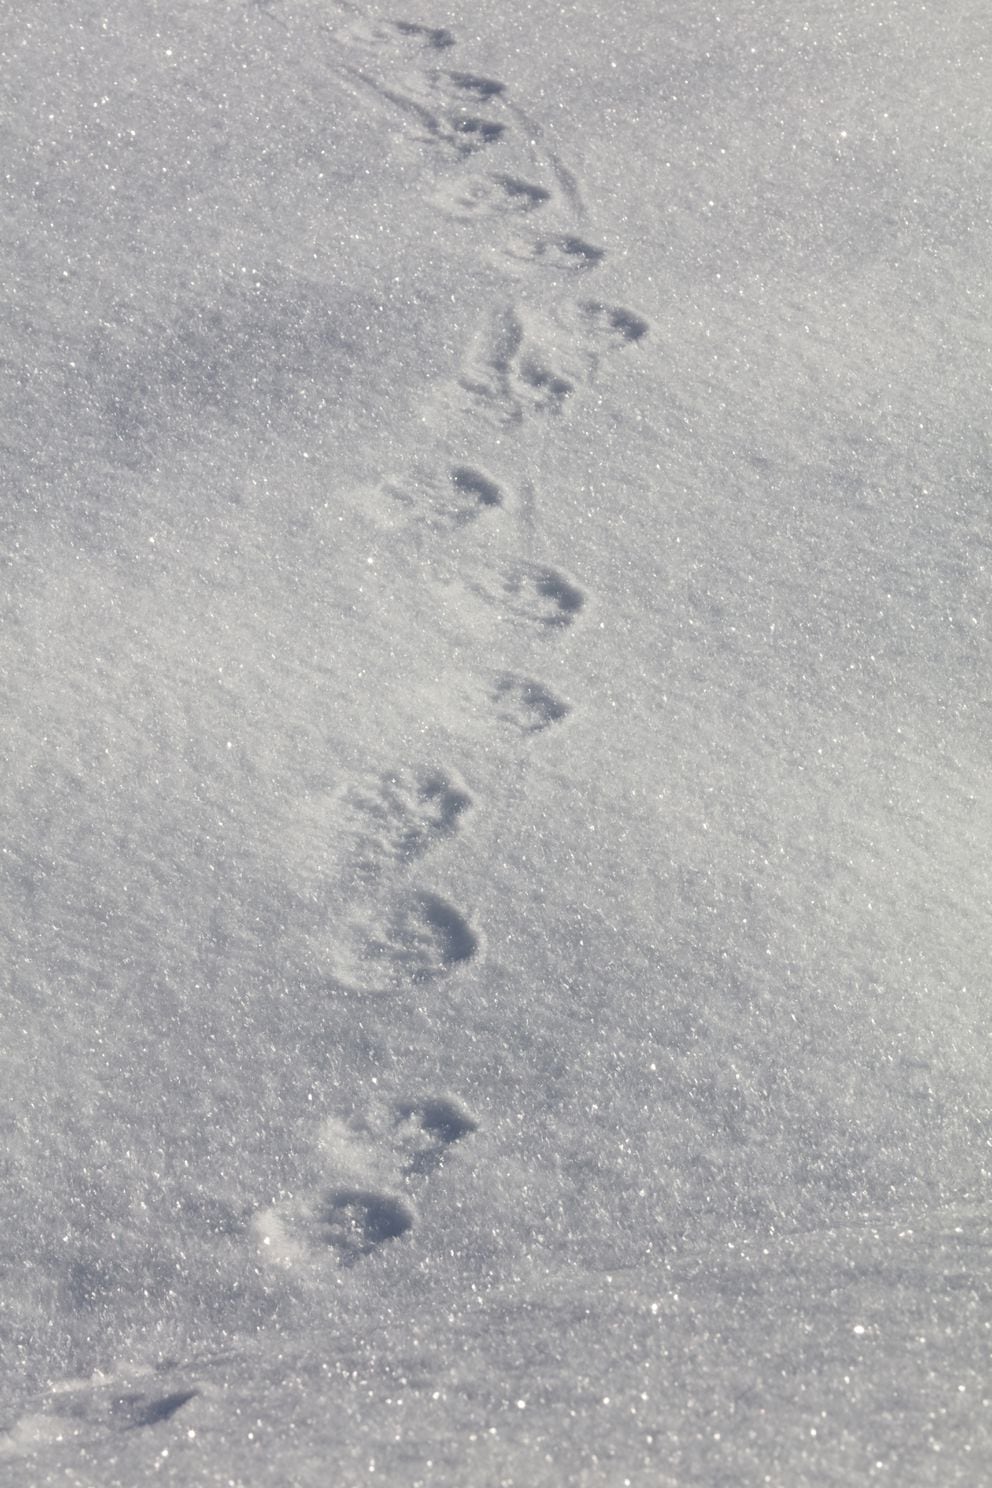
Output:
[2,0,989,1483]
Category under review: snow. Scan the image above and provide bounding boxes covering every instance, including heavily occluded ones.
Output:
[2,0,990,1483]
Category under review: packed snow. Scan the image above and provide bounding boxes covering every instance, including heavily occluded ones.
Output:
[2,0,990,1483]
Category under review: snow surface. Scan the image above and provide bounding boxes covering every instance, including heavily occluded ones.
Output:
[2,0,990,1483]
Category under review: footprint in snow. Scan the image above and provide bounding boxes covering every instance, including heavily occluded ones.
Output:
[391,19,456,50]
[364,890,480,982]
[334,14,455,54]
[344,66,507,161]
[287,766,472,888]
[256,1096,478,1266]
[433,172,552,223]
[285,1188,416,1266]
[471,560,586,629]
[430,70,507,103]
[455,305,579,424]
[491,674,571,734]
[393,1095,479,1177]
[365,462,505,531]
[567,298,651,348]
[499,233,607,277]
[0,1374,199,1460]
[454,298,649,424]
[326,888,481,995]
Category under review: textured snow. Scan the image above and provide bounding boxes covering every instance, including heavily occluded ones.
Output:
[2,0,990,1483]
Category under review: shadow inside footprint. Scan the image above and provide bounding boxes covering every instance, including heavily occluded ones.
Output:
[395,1097,479,1177]
[416,772,473,836]
[445,72,506,100]
[557,236,606,268]
[114,1391,199,1431]
[515,235,606,272]
[414,894,478,970]
[435,173,551,221]
[516,357,574,413]
[493,175,552,208]
[493,675,570,733]
[579,301,650,343]
[393,20,455,49]
[449,465,503,510]
[534,568,584,621]
[316,1189,414,1264]
[503,565,584,626]
[367,893,479,983]
[450,116,505,148]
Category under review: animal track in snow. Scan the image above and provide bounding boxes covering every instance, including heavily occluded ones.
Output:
[329,888,481,993]
[391,19,455,50]
[455,299,649,421]
[433,70,507,102]
[491,674,570,733]
[571,299,650,346]
[433,172,552,222]
[347,770,473,875]
[256,1096,478,1268]
[456,306,579,424]
[287,767,472,888]
[449,464,504,510]
[304,1188,415,1264]
[366,891,479,982]
[344,67,507,160]
[511,354,575,417]
[501,233,606,276]
[396,69,510,154]
[393,1095,479,1177]
[0,1377,199,1459]
[334,10,586,218]
[442,115,506,154]
[367,463,505,529]
[474,560,586,628]
[114,1390,199,1429]
[257,1186,414,1267]
[331,11,455,61]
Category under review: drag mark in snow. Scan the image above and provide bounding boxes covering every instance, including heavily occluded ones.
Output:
[502,94,588,220]
[116,1390,199,1429]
